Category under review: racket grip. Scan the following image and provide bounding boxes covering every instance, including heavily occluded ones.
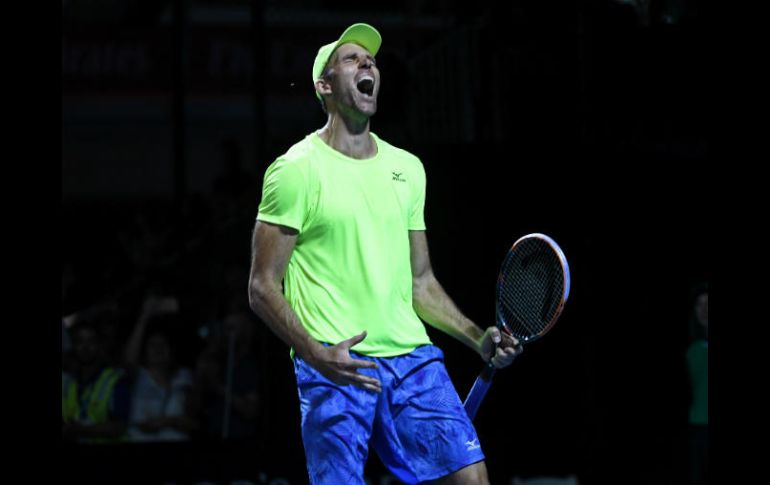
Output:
[463,364,497,421]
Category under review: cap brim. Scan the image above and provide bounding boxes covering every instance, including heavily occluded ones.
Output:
[336,23,382,58]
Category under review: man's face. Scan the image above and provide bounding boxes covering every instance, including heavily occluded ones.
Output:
[73,327,101,366]
[695,293,708,328]
[326,42,380,117]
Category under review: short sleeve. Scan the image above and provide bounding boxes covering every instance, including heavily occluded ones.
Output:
[408,160,427,230]
[257,158,310,232]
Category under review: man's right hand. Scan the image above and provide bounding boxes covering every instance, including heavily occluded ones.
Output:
[305,331,382,393]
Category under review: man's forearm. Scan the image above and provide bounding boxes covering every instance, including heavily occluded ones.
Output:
[249,280,322,361]
[413,275,485,355]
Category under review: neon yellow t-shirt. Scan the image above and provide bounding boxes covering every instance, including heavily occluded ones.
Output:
[257,132,432,357]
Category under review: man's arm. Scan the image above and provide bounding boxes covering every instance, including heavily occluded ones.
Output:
[409,230,521,368]
[248,220,381,392]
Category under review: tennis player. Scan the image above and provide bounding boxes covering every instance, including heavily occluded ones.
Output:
[248,23,522,484]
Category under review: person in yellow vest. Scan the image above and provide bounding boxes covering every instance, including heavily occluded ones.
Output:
[62,318,131,443]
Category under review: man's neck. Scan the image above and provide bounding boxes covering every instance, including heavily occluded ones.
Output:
[318,113,377,160]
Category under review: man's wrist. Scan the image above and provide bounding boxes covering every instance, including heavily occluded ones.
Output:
[295,337,324,365]
[466,322,486,354]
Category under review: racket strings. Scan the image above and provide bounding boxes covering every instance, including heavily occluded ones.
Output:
[498,239,564,340]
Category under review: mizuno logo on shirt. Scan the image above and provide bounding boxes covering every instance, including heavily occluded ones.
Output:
[465,438,480,451]
[392,172,406,182]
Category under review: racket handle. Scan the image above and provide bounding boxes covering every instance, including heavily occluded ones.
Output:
[463,364,497,421]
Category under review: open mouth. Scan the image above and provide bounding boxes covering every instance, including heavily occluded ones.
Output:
[356,77,374,97]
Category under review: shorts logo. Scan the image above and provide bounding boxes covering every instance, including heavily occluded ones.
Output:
[465,438,481,451]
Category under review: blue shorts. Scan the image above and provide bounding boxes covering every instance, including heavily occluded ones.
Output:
[294,344,485,485]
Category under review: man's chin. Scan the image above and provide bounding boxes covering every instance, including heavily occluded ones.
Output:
[356,101,377,117]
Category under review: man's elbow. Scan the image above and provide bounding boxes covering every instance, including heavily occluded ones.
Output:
[248,275,275,315]
[412,274,432,304]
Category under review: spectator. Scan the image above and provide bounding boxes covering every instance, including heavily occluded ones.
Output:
[686,283,708,485]
[62,317,130,443]
[196,309,260,441]
[123,294,199,442]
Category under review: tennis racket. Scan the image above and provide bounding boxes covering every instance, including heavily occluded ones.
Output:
[463,233,571,420]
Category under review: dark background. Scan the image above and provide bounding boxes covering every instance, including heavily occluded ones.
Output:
[62,0,708,483]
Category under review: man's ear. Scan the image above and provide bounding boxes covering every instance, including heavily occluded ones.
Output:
[315,77,332,97]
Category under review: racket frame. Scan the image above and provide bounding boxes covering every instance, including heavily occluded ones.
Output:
[463,233,571,420]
